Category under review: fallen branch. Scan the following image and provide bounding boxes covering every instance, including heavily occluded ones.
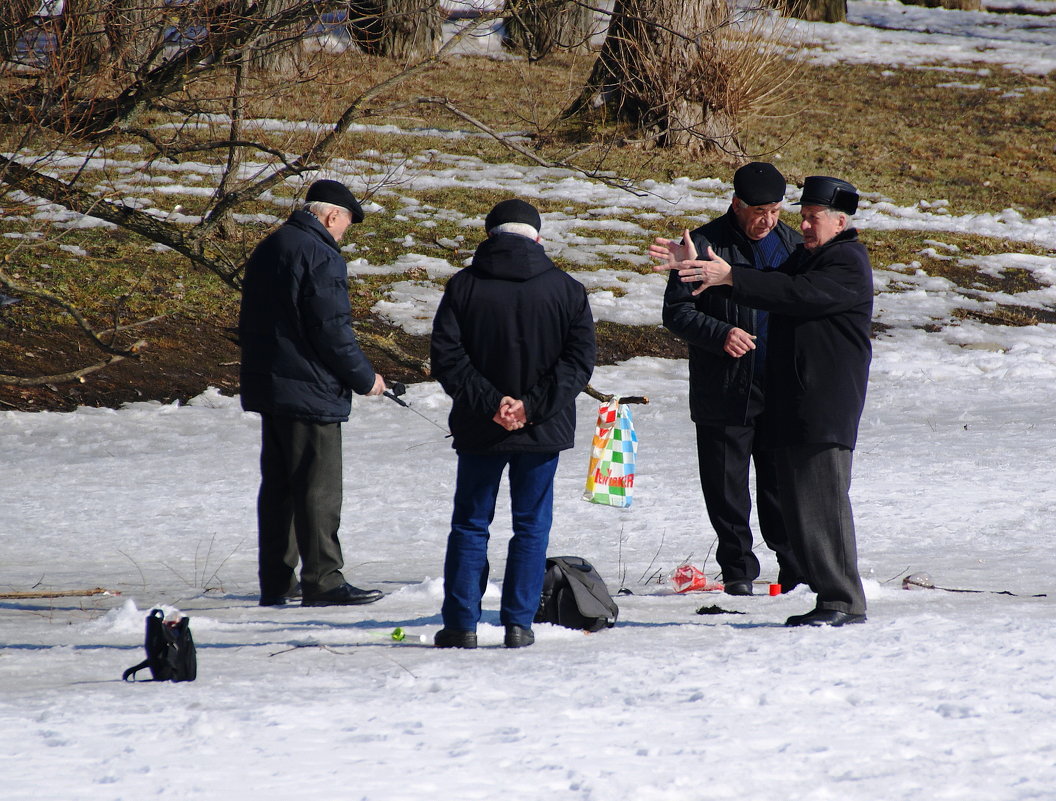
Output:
[0,342,146,387]
[584,383,649,404]
[0,587,117,599]
[902,572,1047,598]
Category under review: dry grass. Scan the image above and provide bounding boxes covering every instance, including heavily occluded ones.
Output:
[739,62,1056,217]
[2,36,1054,407]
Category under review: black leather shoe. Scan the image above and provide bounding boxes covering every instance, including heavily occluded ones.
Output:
[724,579,754,596]
[504,625,535,648]
[434,629,477,649]
[301,583,384,607]
[259,582,303,607]
[785,609,867,627]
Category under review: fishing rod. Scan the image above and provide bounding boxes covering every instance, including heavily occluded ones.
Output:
[383,381,450,436]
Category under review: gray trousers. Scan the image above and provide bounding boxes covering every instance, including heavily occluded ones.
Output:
[257,415,346,597]
[775,444,866,615]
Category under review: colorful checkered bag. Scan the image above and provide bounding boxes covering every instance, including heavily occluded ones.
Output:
[582,398,637,508]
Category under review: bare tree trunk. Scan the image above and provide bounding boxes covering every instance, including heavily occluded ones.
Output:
[504,0,600,60]
[250,0,305,74]
[57,0,108,78]
[0,0,37,64]
[348,0,442,60]
[567,0,739,154]
[101,0,161,76]
[785,0,846,23]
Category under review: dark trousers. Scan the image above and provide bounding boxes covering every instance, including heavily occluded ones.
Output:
[775,444,866,615]
[695,412,804,587]
[257,415,346,597]
[441,451,559,631]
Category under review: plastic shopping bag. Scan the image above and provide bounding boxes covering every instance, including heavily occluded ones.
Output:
[583,398,637,508]
[670,564,724,593]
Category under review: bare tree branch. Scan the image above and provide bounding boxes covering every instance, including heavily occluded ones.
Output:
[0,266,147,359]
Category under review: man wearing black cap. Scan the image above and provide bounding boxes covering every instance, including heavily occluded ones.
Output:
[654,175,872,627]
[240,178,387,608]
[652,162,806,598]
[430,198,596,649]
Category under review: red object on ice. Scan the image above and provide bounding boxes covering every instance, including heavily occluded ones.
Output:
[671,564,724,593]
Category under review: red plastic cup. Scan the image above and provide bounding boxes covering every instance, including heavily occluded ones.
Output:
[768,583,781,596]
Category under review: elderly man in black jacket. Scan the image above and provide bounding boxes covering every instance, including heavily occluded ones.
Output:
[430,199,596,649]
[653,176,872,627]
[659,162,806,597]
[240,179,387,608]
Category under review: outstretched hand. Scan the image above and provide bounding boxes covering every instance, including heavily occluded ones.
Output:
[650,233,732,295]
[648,229,698,269]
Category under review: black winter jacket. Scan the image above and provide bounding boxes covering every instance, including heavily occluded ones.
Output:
[731,229,873,449]
[239,210,376,423]
[662,209,802,425]
[431,233,596,454]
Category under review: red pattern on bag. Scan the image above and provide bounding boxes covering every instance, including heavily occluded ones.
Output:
[671,564,724,593]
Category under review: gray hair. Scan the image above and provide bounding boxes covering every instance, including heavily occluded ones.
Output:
[805,205,849,223]
[820,207,850,223]
[489,221,539,240]
[304,200,345,220]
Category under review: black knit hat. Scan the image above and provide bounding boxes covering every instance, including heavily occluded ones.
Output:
[484,199,541,233]
[732,162,786,206]
[795,176,859,215]
[305,179,364,223]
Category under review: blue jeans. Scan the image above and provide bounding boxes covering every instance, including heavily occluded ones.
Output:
[441,451,560,630]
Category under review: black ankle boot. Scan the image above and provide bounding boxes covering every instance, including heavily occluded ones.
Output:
[504,625,535,648]
[434,629,477,648]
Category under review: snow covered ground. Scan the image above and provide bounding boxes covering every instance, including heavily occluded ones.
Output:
[3,349,1055,800]
[3,2,1056,799]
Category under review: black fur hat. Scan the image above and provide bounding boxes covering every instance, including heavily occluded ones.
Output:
[795,176,859,215]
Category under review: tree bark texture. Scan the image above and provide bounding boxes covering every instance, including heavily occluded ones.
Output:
[249,0,305,73]
[0,0,38,65]
[504,0,601,60]
[785,0,846,23]
[569,0,738,153]
[348,0,443,60]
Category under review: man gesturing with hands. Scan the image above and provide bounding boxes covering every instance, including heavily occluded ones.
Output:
[652,175,873,627]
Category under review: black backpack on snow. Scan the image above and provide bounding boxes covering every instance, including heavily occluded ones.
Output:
[535,556,618,632]
[122,608,197,682]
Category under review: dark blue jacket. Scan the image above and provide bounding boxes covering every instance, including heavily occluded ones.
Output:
[239,209,376,423]
[731,229,873,449]
[431,233,596,454]
[663,208,801,425]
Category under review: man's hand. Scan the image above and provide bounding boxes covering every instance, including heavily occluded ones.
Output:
[673,246,734,296]
[367,373,386,396]
[492,396,527,431]
[649,229,697,272]
[724,327,757,358]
